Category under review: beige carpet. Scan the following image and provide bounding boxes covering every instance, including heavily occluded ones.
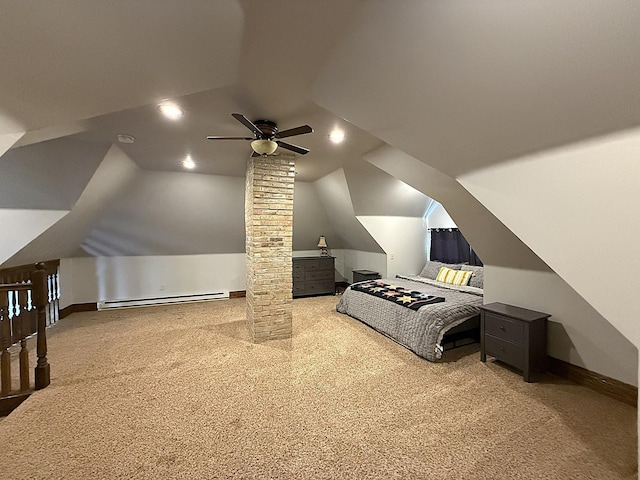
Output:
[0,296,636,479]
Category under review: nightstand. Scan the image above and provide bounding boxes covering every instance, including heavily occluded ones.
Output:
[352,270,380,283]
[479,302,550,382]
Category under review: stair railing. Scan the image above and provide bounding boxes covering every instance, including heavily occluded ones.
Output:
[0,262,56,415]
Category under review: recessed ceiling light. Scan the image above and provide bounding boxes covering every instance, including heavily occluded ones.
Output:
[116,134,135,144]
[182,155,195,170]
[157,102,184,120]
[329,129,345,144]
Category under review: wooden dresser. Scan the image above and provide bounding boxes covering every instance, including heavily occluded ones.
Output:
[479,302,550,382]
[293,256,335,298]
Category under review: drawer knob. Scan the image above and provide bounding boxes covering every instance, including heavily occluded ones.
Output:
[499,326,506,332]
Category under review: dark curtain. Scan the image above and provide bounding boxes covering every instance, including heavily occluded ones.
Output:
[430,229,483,266]
[468,248,483,267]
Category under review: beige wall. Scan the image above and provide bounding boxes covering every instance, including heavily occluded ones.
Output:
[486,266,637,386]
[357,216,426,279]
[459,127,640,372]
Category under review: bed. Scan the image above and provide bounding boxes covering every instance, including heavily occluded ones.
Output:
[336,261,484,361]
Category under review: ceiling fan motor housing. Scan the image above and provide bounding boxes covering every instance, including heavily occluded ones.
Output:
[254,120,278,139]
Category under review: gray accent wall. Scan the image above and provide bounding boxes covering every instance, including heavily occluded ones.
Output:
[0,136,110,210]
[81,170,246,256]
[293,181,341,251]
[313,168,383,253]
[5,144,139,267]
[81,172,342,256]
[344,158,430,217]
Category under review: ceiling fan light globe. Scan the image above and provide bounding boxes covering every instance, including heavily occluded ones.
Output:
[251,139,278,156]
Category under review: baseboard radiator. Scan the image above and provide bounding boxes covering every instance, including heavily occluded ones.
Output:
[97,291,229,310]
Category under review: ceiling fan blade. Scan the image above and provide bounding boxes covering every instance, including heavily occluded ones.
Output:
[275,125,313,139]
[206,136,253,140]
[277,141,310,155]
[231,113,262,137]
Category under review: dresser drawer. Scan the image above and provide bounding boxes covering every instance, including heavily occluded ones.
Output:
[306,269,334,281]
[293,283,306,295]
[304,280,334,295]
[304,259,333,271]
[484,313,524,344]
[484,335,524,370]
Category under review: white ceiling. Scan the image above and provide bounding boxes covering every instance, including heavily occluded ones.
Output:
[1,0,638,182]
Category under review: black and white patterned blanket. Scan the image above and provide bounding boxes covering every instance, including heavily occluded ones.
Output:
[350,280,444,310]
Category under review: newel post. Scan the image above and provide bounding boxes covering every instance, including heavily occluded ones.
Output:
[32,263,50,389]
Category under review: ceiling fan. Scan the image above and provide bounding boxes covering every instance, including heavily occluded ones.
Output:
[207,113,313,156]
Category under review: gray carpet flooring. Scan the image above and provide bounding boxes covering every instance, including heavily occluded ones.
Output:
[0,295,637,479]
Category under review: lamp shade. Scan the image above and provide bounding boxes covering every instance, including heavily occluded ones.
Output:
[317,236,328,248]
[251,139,278,156]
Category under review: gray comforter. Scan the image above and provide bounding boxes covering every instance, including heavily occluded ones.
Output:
[336,275,483,361]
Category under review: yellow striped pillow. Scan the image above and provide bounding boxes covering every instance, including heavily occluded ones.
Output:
[436,267,472,286]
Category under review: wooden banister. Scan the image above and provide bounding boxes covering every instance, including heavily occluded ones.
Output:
[0,260,59,283]
[0,283,35,408]
[32,264,50,389]
[0,261,58,415]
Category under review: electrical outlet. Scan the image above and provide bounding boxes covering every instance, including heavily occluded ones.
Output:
[389,253,395,261]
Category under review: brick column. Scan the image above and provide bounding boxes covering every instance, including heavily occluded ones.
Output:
[245,154,295,342]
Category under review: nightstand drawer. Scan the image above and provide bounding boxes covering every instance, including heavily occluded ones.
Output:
[484,313,524,344]
[479,302,550,382]
[484,335,524,370]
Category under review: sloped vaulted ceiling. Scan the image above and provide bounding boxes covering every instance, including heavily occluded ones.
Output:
[312,0,640,177]
[0,1,243,134]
